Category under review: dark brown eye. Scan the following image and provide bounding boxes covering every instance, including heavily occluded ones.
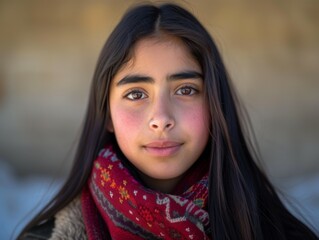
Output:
[176,86,197,96]
[125,90,147,100]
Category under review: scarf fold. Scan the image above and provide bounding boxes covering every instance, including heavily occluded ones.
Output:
[81,145,210,240]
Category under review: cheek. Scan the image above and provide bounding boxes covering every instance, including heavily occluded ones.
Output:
[182,105,210,133]
[111,106,143,135]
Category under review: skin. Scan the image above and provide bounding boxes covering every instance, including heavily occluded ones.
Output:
[108,36,210,193]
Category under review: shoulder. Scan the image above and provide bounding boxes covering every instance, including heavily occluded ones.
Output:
[20,196,87,240]
[284,222,319,240]
[49,196,87,240]
[20,218,54,240]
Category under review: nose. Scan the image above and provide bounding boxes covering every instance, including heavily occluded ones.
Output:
[149,118,175,131]
[149,96,175,132]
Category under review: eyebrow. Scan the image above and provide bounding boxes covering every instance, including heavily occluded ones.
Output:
[116,71,203,86]
[168,71,203,81]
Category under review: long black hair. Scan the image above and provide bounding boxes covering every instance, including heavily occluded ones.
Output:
[19,3,318,240]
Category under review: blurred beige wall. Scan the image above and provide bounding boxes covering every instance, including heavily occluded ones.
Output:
[0,0,318,180]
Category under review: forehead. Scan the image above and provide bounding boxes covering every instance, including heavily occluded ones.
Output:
[132,35,189,58]
[117,36,201,75]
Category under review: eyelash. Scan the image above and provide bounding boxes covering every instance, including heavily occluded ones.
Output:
[124,89,148,100]
[175,85,198,96]
[124,85,199,101]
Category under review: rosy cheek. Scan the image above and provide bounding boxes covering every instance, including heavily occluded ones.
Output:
[192,108,210,148]
[112,107,143,132]
[185,105,209,131]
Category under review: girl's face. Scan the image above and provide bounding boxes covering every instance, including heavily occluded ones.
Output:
[109,36,210,192]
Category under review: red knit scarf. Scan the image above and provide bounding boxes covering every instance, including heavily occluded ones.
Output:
[81,145,210,239]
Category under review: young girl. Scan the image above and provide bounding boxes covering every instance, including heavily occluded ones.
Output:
[19,3,318,240]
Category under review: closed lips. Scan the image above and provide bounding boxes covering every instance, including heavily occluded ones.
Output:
[144,141,183,148]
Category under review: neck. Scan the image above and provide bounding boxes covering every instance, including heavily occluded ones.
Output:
[138,172,184,193]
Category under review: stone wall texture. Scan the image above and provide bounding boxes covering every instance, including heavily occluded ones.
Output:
[0,0,318,181]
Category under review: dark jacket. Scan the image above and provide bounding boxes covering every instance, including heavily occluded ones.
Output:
[21,219,54,240]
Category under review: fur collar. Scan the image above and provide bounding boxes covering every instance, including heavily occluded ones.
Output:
[50,196,87,240]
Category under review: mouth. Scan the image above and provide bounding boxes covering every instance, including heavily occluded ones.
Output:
[142,141,183,157]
